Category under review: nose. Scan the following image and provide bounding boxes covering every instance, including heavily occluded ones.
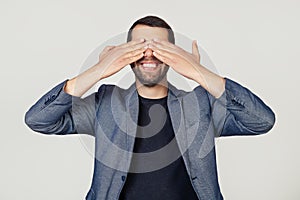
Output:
[144,48,154,57]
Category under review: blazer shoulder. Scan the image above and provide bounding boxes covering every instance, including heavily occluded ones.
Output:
[96,84,133,101]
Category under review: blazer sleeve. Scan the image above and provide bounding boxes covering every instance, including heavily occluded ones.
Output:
[208,78,275,137]
[24,80,105,136]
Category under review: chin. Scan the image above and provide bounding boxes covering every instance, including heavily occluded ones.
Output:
[137,76,167,88]
[142,83,158,87]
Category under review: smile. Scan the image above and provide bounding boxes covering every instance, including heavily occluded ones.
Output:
[142,63,158,68]
[140,62,161,72]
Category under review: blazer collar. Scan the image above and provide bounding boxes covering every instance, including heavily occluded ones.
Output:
[124,81,183,143]
[125,82,182,102]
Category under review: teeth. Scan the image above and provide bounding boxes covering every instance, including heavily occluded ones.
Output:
[142,63,157,68]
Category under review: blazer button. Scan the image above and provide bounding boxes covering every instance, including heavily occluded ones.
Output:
[121,176,126,181]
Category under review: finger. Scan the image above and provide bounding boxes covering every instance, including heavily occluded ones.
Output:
[149,42,177,56]
[150,43,183,63]
[118,40,149,56]
[123,52,144,65]
[103,45,115,52]
[126,41,149,52]
[150,39,186,57]
[192,40,200,62]
[152,39,177,50]
[122,47,146,60]
[103,52,144,77]
[153,51,175,66]
[152,48,174,60]
[120,38,145,48]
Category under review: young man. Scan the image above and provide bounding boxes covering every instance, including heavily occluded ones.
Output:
[25,16,275,200]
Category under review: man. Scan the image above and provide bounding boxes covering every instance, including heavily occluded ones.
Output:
[25,16,275,200]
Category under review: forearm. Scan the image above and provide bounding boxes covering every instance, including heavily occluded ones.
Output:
[64,63,104,97]
[193,64,226,98]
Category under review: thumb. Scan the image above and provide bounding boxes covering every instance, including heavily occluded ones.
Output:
[103,45,115,53]
[192,40,200,63]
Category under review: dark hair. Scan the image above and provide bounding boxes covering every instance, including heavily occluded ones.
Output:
[127,16,175,44]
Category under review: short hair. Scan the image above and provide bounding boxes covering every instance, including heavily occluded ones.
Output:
[127,15,175,44]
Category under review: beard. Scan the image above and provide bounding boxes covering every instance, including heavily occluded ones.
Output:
[131,58,169,87]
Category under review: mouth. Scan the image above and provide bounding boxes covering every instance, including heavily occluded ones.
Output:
[139,60,162,71]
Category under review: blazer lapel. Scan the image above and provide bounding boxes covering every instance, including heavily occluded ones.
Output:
[125,83,139,152]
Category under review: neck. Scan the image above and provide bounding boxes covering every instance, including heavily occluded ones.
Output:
[135,79,168,99]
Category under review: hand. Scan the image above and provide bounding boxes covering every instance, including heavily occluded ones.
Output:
[95,38,148,79]
[149,39,225,98]
[148,39,201,81]
[65,39,148,97]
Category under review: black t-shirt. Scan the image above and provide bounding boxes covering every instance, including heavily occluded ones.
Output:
[119,95,199,200]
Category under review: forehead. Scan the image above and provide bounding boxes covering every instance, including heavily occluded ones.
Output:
[131,25,169,41]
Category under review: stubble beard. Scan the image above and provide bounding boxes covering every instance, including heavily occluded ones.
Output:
[132,63,169,87]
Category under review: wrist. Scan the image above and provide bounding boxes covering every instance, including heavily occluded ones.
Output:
[64,79,76,95]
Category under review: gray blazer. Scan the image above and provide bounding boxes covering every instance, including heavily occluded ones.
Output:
[25,78,275,200]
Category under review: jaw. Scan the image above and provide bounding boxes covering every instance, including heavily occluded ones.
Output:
[135,75,168,88]
[133,63,169,88]
[135,75,169,99]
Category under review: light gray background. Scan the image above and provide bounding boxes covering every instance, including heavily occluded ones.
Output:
[1,0,299,199]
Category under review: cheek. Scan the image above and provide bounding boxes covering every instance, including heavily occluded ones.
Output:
[161,64,169,69]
